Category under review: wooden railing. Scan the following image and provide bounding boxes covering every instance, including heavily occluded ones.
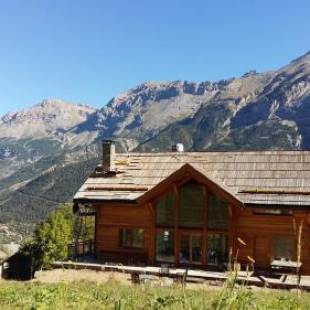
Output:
[68,240,95,258]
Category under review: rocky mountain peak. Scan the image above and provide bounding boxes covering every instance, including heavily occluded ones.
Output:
[0,99,96,140]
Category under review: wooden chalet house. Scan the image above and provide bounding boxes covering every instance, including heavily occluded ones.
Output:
[73,141,310,275]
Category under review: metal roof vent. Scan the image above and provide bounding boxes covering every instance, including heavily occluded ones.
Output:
[172,143,184,152]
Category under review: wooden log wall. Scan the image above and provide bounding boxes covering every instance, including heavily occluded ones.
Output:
[92,199,309,274]
[235,208,310,274]
[95,203,153,264]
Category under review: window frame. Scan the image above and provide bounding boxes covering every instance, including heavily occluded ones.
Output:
[119,228,145,250]
[155,228,175,263]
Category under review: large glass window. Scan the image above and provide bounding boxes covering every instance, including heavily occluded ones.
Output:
[119,228,144,249]
[272,237,294,260]
[179,181,204,227]
[207,233,228,266]
[156,230,174,262]
[155,191,175,226]
[179,233,202,265]
[207,194,228,229]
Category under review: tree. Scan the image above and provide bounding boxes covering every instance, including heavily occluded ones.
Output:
[34,203,73,266]
[8,203,95,279]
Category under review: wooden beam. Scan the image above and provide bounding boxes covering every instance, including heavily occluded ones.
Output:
[94,206,98,258]
[173,183,180,266]
[228,204,236,260]
[148,202,156,264]
[202,187,208,267]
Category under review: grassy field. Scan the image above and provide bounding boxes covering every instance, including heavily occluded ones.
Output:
[0,278,310,310]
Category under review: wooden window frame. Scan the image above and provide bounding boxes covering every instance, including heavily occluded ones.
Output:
[155,228,175,264]
[119,228,145,250]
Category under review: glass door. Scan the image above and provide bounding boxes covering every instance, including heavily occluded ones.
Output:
[207,233,228,267]
[179,233,202,265]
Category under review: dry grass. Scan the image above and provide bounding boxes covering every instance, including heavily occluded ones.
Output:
[33,269,130,285]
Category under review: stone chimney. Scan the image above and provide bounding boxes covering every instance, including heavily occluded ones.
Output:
[102,140,115,173]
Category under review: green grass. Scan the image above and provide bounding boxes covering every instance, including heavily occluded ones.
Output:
[0,280,309,309]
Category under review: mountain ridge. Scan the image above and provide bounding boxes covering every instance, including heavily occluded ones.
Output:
[0,50,310,241]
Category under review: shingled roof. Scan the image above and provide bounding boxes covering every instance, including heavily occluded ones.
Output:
[74,150,310,208]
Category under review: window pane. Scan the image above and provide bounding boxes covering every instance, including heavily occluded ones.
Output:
[120,229,131,247]
[156,230,174,262]
[179,181,204,227]
[272,237,294,260]
[254,209,292,215]
[207,194,228,229]
[180,235,190,264]
[192,235,202,265]
[207,233,228,266]
[156,191,174,226]
[132,229,144,248]
[120,228,144,248]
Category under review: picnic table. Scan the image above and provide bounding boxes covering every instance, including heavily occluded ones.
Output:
[271,260,302,283]
[130,265,189,286]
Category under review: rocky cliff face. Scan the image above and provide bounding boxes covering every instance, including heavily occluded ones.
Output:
[71,51,310,152]
[0,51,310,238]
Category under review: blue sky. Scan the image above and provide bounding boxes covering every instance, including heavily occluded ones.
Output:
[0,0,309,116]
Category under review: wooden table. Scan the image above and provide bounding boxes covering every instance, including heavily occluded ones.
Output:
[271,260,302,284]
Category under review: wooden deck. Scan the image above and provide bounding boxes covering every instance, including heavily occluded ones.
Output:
[52,261,310,291]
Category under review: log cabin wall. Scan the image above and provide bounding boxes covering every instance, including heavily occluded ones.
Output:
[93,200,309,274]
[95,202,153,264]
[235,208,310,275]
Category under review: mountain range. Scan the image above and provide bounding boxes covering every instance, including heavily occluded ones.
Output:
[0,51,310,241]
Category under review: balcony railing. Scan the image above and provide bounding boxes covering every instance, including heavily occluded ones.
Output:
[68,240,95,258]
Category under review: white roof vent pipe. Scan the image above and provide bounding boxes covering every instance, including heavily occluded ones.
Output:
[171,143,184,152]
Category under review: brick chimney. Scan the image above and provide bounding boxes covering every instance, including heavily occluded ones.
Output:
[102,140,115,173]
